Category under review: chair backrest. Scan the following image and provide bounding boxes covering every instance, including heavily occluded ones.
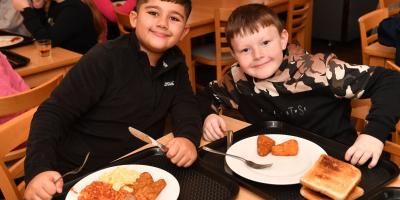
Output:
[351,98,400,166]
[386,60,400,71]
[214,8,236,81]
[379,0,400,16]
[286,0,313,51]
[0,74,63,116]
[114,8,132,35]
[358,8,390,64]
[0,107,37,200]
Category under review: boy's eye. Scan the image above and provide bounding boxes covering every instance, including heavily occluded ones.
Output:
[147,11,158,16]
[170,16,181,22]
[262,40,270,46]
[240,48,250,53]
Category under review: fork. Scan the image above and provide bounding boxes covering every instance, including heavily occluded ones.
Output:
[55,152,90,183]
[202,147,272,169]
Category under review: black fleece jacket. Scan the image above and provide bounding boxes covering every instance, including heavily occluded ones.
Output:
[25,33,202,183]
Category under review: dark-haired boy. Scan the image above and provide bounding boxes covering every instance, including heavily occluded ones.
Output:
[24,0,200,199]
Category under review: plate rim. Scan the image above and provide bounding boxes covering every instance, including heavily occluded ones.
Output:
[226,134,327,185]
[65,164,180,200]
[0,35,23,48]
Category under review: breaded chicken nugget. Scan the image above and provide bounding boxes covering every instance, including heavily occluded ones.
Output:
[257,135,275,156]
[271,139,298,156]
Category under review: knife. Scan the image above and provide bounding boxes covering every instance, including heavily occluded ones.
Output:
[128,126,169,152]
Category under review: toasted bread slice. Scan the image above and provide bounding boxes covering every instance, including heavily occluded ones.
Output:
[257,135,275,156]
[300,186,364,200]
[271,139,298,156]
[300,155,362,200]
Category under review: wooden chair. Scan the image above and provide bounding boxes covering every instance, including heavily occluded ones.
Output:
[286,0,313,52]
[378,0,400,16]
[0,74,62,163]
[114,8,132,35]
[386,60,400,71]
[0,107,37,200]
[191,8,236,92]
[351,98,400,166]
[358,8,395,67]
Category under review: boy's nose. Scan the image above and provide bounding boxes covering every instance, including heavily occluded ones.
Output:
[252,48,263,60]
[157,17,169,29]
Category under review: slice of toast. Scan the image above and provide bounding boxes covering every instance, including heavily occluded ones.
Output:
[300,186,364,200]
[300,154,362,200]
[271,139,298,156]
[257,135,275,156]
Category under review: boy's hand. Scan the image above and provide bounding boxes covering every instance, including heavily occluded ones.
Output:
[344,134,384,169]
[24,171,63,200]
[203,114,227,141]
[166,137,197,167]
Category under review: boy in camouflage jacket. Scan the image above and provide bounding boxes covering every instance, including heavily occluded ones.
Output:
[200,4,400,169]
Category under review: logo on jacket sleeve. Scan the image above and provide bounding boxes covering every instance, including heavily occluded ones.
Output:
[164,81,175,87]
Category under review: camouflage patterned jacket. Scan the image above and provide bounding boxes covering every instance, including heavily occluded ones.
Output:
[203,44,400,144]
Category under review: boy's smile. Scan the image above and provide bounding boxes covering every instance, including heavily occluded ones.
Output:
[130,0,189,63]
[231,25,288,79]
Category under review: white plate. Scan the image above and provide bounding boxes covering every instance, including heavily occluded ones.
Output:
[226,134,326,185]
[65,164,180,200]
[0,36,23,48]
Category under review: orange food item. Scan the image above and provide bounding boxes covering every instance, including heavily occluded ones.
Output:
[78,171,166,200]
[257,135,275,156]
[271,139,299,156]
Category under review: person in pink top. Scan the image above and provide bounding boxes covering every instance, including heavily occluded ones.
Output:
[0,51,29,124]
[92,0,137,23]
[92,0,137,39]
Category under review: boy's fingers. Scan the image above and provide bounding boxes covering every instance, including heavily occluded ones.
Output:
[357,151,372,165]
[350,150,363,165]
[368,153,380,169]
[37,187,53,200]
[344,146,355,161]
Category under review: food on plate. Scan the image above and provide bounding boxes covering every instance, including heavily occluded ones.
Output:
[0,36,22,47]
[271,139,298,156]
[300,154,362,200]
[300,186,364,200]
[133,173,167,200]
[257,135,275,156]
[78,168,167,200]
[99,167,141,191]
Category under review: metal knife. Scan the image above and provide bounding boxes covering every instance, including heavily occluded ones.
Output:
[128,126,169,152]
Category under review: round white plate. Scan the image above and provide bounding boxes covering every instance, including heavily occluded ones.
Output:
[0,36,23,48]
[65,164,180,200]
[226,134,326,185]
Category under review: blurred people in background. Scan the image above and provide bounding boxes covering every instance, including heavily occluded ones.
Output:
[92,0,137,39]
[378,13,400,66]
[0,0,31,36]
[12,0,106,54]
[0,51,29,124]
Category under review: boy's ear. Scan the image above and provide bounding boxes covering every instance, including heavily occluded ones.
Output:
[179,27,190,41]
[129,11,138,28]
[280,29,289,50]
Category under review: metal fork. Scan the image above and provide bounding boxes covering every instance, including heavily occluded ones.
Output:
[202,147,272,169]
[55,152,90,183]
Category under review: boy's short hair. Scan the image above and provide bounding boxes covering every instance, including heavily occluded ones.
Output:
[226,3,283,48]
[135,0,192,19]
